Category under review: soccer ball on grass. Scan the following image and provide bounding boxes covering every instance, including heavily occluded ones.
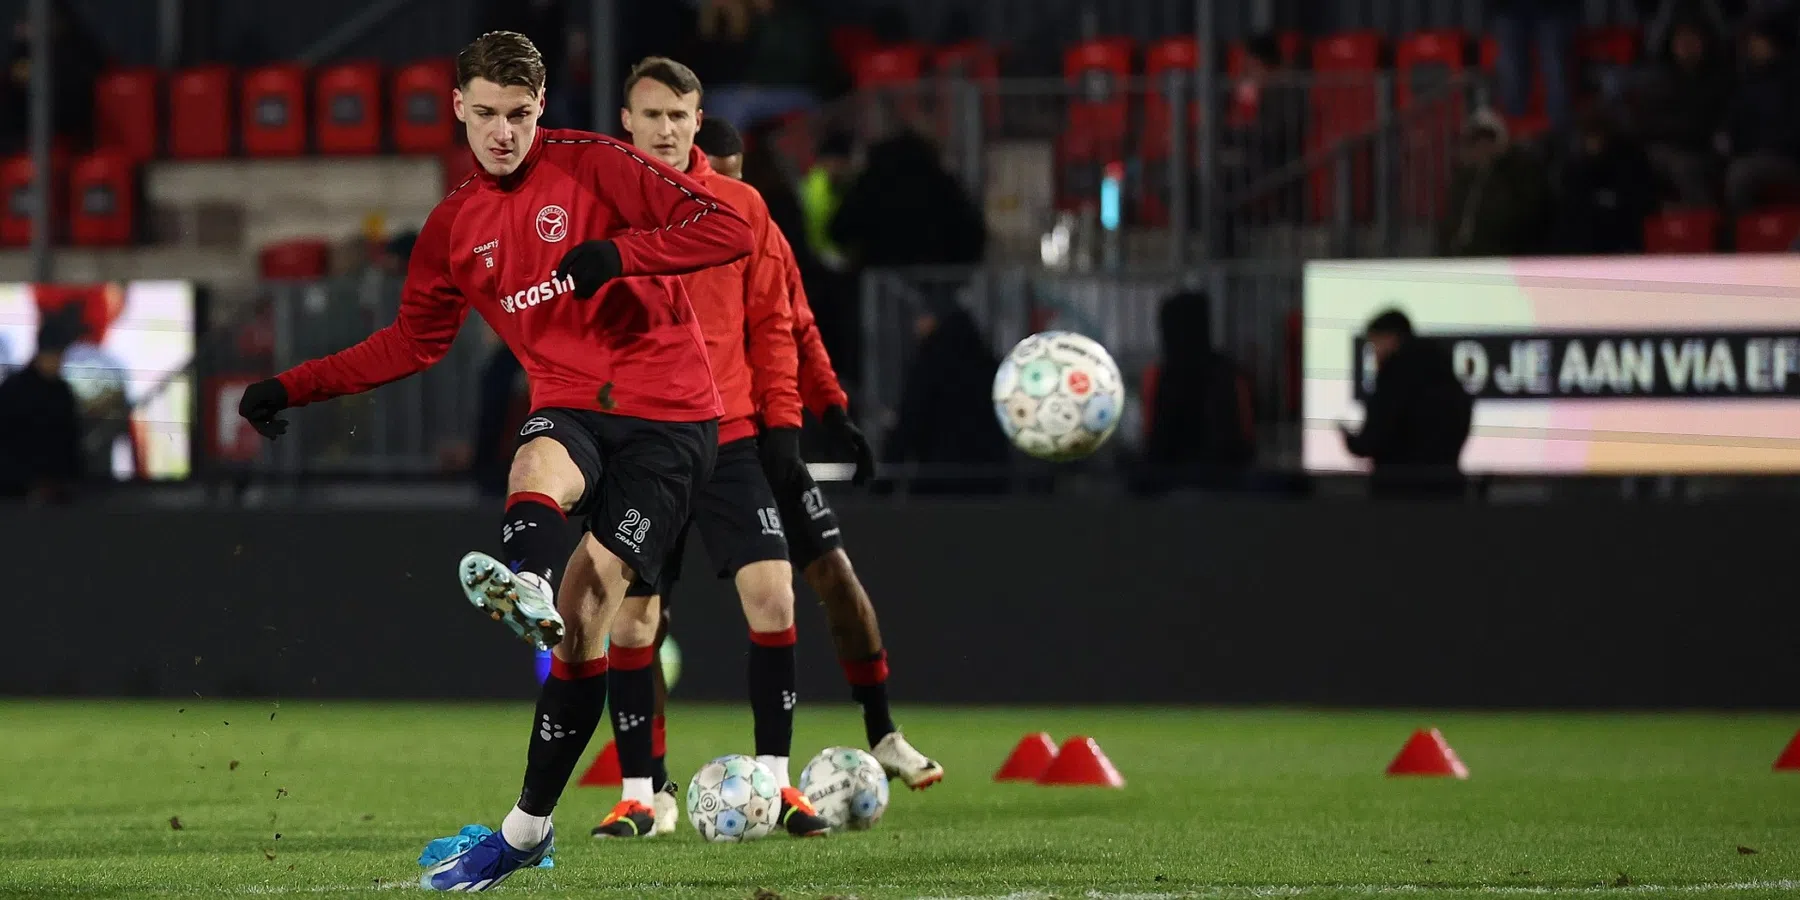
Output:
[686,754,780,843]
[993,331,1124,461]
[798,746,890,831]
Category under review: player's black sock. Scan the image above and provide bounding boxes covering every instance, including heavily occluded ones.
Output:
[517,655,608,816]
[843,650,896,748]
[749,627,797,758]
[501,492,572,589]
[651,716,670,786]
[609,643,658,785]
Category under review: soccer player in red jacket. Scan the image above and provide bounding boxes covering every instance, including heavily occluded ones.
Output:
[576,56,829,841]
[690,118,945,793]
[232,33,751,892]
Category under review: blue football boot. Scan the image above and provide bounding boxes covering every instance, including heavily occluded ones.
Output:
[419,826,553,892]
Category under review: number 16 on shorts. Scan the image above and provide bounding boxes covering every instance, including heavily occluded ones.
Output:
[756,507,784,538]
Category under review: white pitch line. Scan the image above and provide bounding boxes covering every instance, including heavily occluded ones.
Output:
[915,882,1800,900]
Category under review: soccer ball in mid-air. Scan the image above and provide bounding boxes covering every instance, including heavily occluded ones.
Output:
[798,747,890,831]
[993,330,1125,461]
[686,754,780,843]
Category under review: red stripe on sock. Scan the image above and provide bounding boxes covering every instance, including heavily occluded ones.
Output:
[750,626,797,648]
[611,643,658,670]
[506,491,566,518]
[652,716,667,757]
[550,654,608,680]
[841,650,889,687]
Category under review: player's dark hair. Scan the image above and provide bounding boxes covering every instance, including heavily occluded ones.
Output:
[1366,309,1414,339]
[695,117,744,159]
[456,31,547,94]
[624,56,704,103]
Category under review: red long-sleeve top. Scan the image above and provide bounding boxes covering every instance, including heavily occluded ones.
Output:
[771,229,849,416]
[276,128,751,422]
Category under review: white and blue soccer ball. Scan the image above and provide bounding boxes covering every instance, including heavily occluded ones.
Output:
[686,754,780,843]
[993,330,1125,461]
[799,746,890,831]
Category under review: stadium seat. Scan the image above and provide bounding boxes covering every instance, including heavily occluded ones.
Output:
[68,151,136,246]
[828,25,882,76]
[1139,36,1201,226]
[931,40,1001,133]
[315,61,383,155]
[94,68,160,163]
[1477,37,1547,119]
[167,65,234,159]
[1735,208,1800,253]
[259,239,331,280]
[241,63,308,157]
[853,43,927,131]
[1307,31,1382,222]
[392,59,456,153]
[0,153,67,246]
[1059,37,1134,211]
[1394,30,1468,220]
[1577,26,1638,100]
[1643,208,1721,254]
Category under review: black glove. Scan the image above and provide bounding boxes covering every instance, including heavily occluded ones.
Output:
[758,426,807,490]
[554,240,623,299]
[238,378,290,440]
[823,405,876,486]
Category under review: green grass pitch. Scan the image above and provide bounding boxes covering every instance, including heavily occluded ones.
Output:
[5,701,1800,899]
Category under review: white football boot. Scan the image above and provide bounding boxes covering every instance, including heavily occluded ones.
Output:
[652,780,680,836]
[873,731,944,790]
[458,552,565,651]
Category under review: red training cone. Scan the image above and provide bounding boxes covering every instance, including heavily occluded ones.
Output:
[578,740,622,786]
[1774,731,1800,771]
[1386,728,1470,779]
[1036,736,1125,787]
[994,732,1059,782]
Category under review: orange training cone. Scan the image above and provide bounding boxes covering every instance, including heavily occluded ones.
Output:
[1386,728,1470,779]
[994,732,1059,782]
[1774,731,1800,771]
[1036,736,1125,787]
[578,740,622,786]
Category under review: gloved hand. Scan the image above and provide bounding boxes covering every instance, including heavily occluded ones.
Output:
[823,405,876,486]
[758,426,807,491]
[238,378,290,440]
[554,240,623,299]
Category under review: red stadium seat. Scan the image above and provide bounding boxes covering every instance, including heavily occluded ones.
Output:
[1394,31,1468,221]
[1226,32,1304,77]
[315,61,382,155]
[94,68,160,163]
[932,40,1001,133]
[1140,36,1202,226]
[1643,208,1721,254]
[68,151,136,246]
[1735,208,1800,253]
[1478,37,1548,119]
[0,153,67,246]
[168,65,233,159]
[1393,30,1467,110]
[392,58,456,153]
[1577,26,1637,99]
[1059,37,1134,211]
[241,63,308,157]
[853,43,927,131]
[829,25,881,75]
[259,239,331,280]
[1308,32,1382,222]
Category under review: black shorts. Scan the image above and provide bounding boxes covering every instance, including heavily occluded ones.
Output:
[658,436,790,605]
[766,458,845,571]
[516,408,717,594]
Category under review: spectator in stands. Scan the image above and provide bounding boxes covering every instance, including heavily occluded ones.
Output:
[830,128,987,271]
[1491,0,1579,133]
[0,3,106,155]
[1629,17,1731,206]
[1551,109,1658,253]
[1138,290,1255,492]
[0,304,85,504]
[1339,310,1473,499]
[801,130,854,272]
[697,0,843,129]
[883,295,1010,495]
[1442,110,1554,257]
[1723,18,1800,210]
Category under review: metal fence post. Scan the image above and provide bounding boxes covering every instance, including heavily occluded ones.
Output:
[1194,0,1217,262]
[1373,72,1395,257]
[28,0,51,284]
[1168,73,1189,268]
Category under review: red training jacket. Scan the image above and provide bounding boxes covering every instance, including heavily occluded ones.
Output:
[771,229,849,416]
[678,148,802,444]
[276,128,751,422]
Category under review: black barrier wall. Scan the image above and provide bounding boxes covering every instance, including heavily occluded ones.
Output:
[1,498,1796,708]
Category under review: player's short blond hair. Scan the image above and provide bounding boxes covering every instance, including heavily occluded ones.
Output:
[456,31,547,95]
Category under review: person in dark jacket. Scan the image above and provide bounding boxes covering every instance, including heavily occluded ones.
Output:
[1140,290,1255,489]
[829,128,987,270]
[1339,310,1474,498]
[1552,109,1658,253]
[882,296,1010,494]
[0,304,86,503]
[1629,17,1731,205]
[1443,110,1555,257]
[1723,19,1800,209]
